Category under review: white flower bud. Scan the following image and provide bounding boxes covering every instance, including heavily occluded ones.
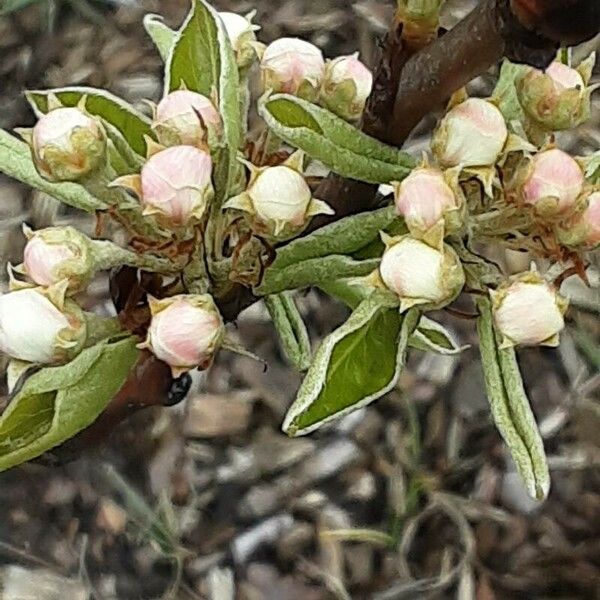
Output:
[379,236,465,312]
[31,107,106,182]
[261,37,325,101]
[223,151,333,240]
[139,145,214,226]
[491,272,567,347]
[393,167,461,248]
[520,148,584,216]
[21,226,94,292]
[153,90,222,148]
[143,294,224,377]
[0,287,86,364]
[432,98,508,168]
[219,11,260,69]
[320,53,373,121]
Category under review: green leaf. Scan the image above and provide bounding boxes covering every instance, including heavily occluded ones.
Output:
[265,293,311,371]
[26,87,152,157]
[0,129,106,212]
[283,294,419,435]
[409,316,468,355]
[272,206,397,271]
[0,0,37,15]
[166,0,241,201]
[143,14,176,62]
[256,256,380,296]
[258,94,415,184]
[0,337,140,472]
[476,298,550,500]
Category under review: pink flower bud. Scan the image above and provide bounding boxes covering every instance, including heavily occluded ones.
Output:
[432,98,508,168]
[546,61,584,89]
[144,294,224,377]
[320,54,373,121]
[141,145,214,225]
[556,190,600,249]
[521,148,584,215]
[0,288,86,363]
[31,107,106,182]
[261,38,325,101]
[492,273,567,347]
[379,236,465,312]
[219,11,259,69]
[21,226,93,291]
[393,167,460,246]
[153,90,222,148]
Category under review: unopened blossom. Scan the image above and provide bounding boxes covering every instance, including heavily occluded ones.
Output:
[517,57,594,131]
[520,148,584,216]
[260,37,325,101]
[223,151,333,240]
[142,294,224,377]
[378,236,465,312]
[0,287,86,364]
[113,145,214,226]
[30,107,106,182]
[153,90,222,148]
[219,11,260,69]
[393,167,461,248]
[556,190,600,249]
[21,225,93,292]
[491,272,567,347]
[320,53,373,121]
[432,98,508,168]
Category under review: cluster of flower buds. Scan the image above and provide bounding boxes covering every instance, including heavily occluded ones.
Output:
[224,150,334,241]
[259,38,373,121]
[141,294,225,377]
[491,270,567,348]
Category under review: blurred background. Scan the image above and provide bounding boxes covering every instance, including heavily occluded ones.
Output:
[0,0,599,598]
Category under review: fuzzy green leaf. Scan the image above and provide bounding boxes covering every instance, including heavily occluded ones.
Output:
[26,87,152,157]
[143,14,176,62]
[409,316,467,355]
[476,298,550,500]
[283,294,419,435]
[0,129,106,212]
[0,337,139,472]
[258,94,415,184]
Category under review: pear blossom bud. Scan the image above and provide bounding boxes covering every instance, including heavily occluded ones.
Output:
[140,145,214,226]
[379,236,465,312]
[143,294,224,377]
[491,272,567,347]
[517,60,592,131]
[556,191,600,249]
[219,11,260,69]
[261,37,325,101]
[21,226,94,292]
[0,288,86,364]
[153,90,222,148]
[223,152,333,241]
[520,148,584,216]
[432,98,508,168]
[320,54,373,121]
[393,167,461,247]
[31,107,106,182]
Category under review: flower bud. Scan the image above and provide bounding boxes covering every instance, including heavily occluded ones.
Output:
[31,107,106,182]
[143,294,224,377]
[555,190,600,249]
[320,53,373,121]
[153,90,222,148]
[223,151,333,240]
[219,11,260,69]
[393,167,462,248]
[519,148,584,216]
[379,236,465,312]
[432,98,508,168]
[0,287,86,364]
[260,38,325,101]
[21,225,94,292]
[517,59,593,131]
[491,272,567,347]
